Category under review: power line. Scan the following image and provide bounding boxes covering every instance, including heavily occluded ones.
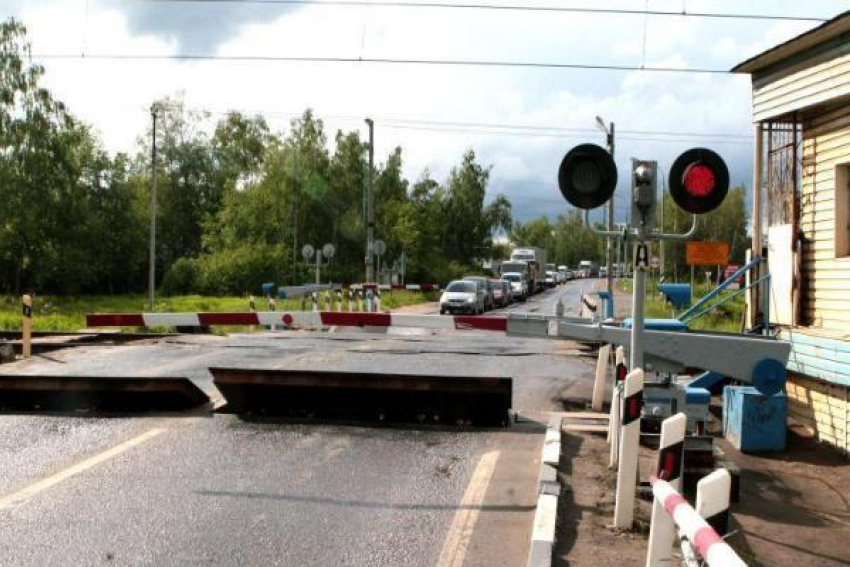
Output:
[152,101,753,142]
[380,123,752,145]
[134,0,830,22]
[35,52,732,74]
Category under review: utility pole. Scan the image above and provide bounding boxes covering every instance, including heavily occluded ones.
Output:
[148,104,158,311]
[596,116,615,295]
[292,151,299,284]
[365,118,375,282]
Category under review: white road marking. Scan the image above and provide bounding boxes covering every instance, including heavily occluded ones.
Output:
[0,427,166,512]
[436,450,500,567]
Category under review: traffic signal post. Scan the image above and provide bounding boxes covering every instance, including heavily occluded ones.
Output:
[558,143,731,529]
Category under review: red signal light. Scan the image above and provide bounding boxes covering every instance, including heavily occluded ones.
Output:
[683,164,715,197]
[668,148,729,214]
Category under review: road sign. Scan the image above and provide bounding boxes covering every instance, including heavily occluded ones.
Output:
[635,243,649,271]
[301,244,315,260]
[373,240,386,256]
[686,241,729,266]
[649,256,660,270]
[322,243,336,259]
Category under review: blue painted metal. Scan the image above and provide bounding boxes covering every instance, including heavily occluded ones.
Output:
[689,371,725,390]
[658,283,691,310]
[261,282,275,294]
[622,318,687,332]
[685,387,711,405]
[751,358,786,396]
[723,386,787,452]
[596,290,614,319]
[678,256,762,322]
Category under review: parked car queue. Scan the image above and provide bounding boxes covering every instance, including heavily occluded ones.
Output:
[439,270,574,315]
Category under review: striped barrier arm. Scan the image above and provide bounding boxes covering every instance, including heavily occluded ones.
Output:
[650,476,746,567]
[86,312,509,332]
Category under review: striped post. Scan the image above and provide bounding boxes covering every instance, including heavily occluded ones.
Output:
[22,294,33,358]
[613,368,644,529]
[609,345,627,467]
[592,344,611,411]
[650,475,746,567]
[248,295,256,333]
[646,413,687,567]
[696,469,732,537]
[375,288,382,312]
[311,292,318,312]
[336,290,343,312]
[268,297,277,331]
[347,289,353,312]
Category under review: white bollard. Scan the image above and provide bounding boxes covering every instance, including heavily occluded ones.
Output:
[311,292,318,312]
[336,290,343,312]
[248,295,256,333]
[646,413,687,567]
[696,469,732,537]
[375,288,382,312]
[268,297,276,331]
[592,344,611,411]
[613,368,643,529]
[609,346,627,467]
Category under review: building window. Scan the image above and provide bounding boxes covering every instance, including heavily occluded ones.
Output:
[837,163,850,258]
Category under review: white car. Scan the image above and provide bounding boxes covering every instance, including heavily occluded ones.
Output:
[440,280,485,315]
[501,272,527,301]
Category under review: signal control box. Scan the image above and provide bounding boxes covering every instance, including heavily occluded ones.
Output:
[631,159,657,230]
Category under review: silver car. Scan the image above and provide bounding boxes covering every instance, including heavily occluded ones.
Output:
[440,280,485,315]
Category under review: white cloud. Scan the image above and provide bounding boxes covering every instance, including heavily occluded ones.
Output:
[6,0,847,220]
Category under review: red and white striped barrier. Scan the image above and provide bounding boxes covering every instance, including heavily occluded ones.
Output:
[86,311,508,332]
[650,474,745,567]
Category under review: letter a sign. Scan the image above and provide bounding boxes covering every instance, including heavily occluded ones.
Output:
[635,243,649,271]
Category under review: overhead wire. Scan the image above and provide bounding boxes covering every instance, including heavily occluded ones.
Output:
[35,52,733,74]
[130,0,831,22]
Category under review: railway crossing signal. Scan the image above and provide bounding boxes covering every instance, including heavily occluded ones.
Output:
[557,143,618,210]
[668,148,729,214]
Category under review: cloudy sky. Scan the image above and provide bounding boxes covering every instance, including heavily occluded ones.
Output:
[2,0,846,221]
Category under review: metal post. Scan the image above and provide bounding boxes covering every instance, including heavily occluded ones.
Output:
[749,123,763,329]
[606,122,615,296]
[365,118,375,282]
[315,251,321,285]
[292,151,299,285]
[631,243,647,370]
[148,104,158,310]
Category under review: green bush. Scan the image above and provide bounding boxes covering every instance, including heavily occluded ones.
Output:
[161,244,291,296]
[161,257,200,296]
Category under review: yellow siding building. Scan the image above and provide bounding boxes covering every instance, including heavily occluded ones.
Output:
[733,11,850,455]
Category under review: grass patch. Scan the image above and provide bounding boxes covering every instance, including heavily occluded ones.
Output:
[0,290,436,332]
[616,278,744,333]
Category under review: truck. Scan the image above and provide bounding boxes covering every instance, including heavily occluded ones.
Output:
[578,260,598,278]
[510,247,548,293]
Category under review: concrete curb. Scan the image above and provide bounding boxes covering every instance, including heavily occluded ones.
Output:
[526,413,563,567]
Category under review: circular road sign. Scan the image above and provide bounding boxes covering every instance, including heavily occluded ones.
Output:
[301,244,315,260]
[322,243,336,259]
[373,240,386,256]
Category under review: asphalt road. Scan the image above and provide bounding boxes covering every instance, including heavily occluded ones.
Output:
[0,280,597,567]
